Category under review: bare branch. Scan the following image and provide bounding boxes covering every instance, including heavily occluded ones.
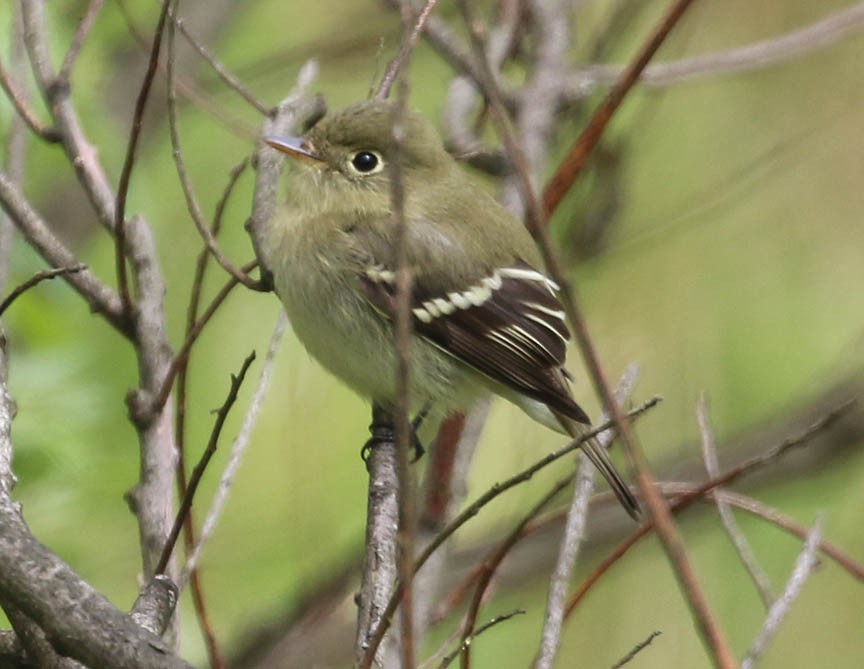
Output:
[568,2,864,94]
[437,609,525,669]
[156,351,256,575]
[4,603,83,669]
[112,0,173,315]
[0,12,30,297]
[542,0,700,217]
[57,0,105,84]
[0,338,15,499]
[115,0,259,140]
[698,395,774,608]
[0,265,86,319]
[148,260,254,418]
[375,0,441,100]
[611,631,662,669]
[740,516,824,669]
[122,215,180,583]
[164,2,270,115]
[0,498,193,668]
[174,159,247,669]
[413,399,490,645]
[441,3,519,180]
[0,629,22,665]
[356,407,402,667]
[389,70,417,669]
[165,6,263,291]
[180,313,287,588]
[458,477,572,668]
[713,490,864,582]
[563,402,857,622]
[508,0,572,216]
[0,55,58,141]
[20,0,117,230]
[130,575,179,636]
[536,365,640,669]
[0,170,129,335]
[384,0,485,93]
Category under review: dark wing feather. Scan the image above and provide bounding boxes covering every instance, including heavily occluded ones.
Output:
[358,261,591,425]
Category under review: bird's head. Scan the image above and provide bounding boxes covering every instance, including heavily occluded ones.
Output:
[265,100,451,213]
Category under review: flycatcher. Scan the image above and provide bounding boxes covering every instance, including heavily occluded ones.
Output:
[262,100,639,519]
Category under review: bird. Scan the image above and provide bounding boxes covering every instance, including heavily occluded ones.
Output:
[260,99,640,520]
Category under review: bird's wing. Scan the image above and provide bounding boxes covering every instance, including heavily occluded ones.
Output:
[357,255,591,425]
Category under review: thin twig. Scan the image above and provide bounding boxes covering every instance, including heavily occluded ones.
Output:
[436,439,863,631]
[156,351,257,575]
[57,0,105,84]
[180,313,287,588]
[149,260,255,419]
[0,5,28,301]
[459,477,572,668]
[384,0,486,95]
[611,631,662,669]
[714,490,864,582]
[0,264,86,318]
[542,0,700,216]
[114,0,173,317]
[438,609,525,669]
[165,0,261,291]
[414,399,490,643]
[20,0,117,230]
[173,161,246,669]
[509,0,571,217]
[562,401,857,621]
[389,50,417,669]
[115,0,259,140]
[163,2,270,115]
[376,0,441,100]
[0,170,129,335]
[568,2,864,93]
[0,56,58,141]
[698,395,774,608]
[740,516,823,669]
[535,365,640,669]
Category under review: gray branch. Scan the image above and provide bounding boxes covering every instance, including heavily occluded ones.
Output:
[356,430,401,668]
[21,0,119,231]
[535,364,640,669]
[698,396,774,608]
[0,169,128,334]
[565,2,864,96]
[0,343,189,668]
[0,499,191,668]
[740,515,824,669]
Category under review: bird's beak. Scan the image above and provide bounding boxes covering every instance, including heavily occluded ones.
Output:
[263,136,324,165]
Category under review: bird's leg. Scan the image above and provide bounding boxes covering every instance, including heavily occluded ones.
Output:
[361,404,431,465]
[361,404,395,465]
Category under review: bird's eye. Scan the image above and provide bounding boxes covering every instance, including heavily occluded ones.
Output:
[348,150,384,175]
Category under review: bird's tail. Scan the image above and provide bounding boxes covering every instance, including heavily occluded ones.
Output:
[557,414,641,521]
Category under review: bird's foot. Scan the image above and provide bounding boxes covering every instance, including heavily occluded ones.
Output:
[361,418,394,465]
[360,406,431,465]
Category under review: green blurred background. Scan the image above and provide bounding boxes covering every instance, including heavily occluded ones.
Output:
[1,1,863,667]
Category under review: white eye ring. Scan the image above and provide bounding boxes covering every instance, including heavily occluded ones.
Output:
[346,150,385,176]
